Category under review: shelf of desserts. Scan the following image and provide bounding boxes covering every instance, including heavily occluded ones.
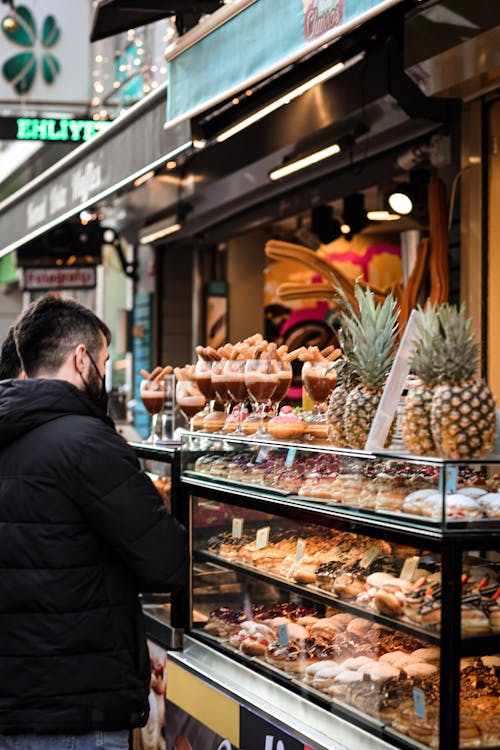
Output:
[193,506,500,645]
[194,575,500,750]
[181,432,500,531]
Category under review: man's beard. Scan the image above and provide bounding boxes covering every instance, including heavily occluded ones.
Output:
[85,365,108,413]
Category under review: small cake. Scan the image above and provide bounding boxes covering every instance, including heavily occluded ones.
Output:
[267,406,305,440]
[203,411,226,433]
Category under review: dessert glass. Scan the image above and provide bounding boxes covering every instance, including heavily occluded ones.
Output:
[224,359,248,434]
[245,358,278,435]
[140,378,165,444]
[302,360,338,414]
[175,378,206,431]
[270,360,293,416]
[211,359,233,429]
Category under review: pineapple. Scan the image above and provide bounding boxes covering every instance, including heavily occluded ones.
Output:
[402,305,442,456]
[326,316,358,447]
[338,284,399,450]
[326,361,349,447]
[430,304,496,459]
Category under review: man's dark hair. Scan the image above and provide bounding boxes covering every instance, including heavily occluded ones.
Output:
[0,328,22,380]
[15,294,111,377]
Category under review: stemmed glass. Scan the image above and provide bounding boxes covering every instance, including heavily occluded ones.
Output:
[244,359,278,435]
[140,378,165,443]
[224,359,248,434]
[175,378,206,431]
[194,358,217,406]
[270,360,292,416]
[302,361,338,414]
[211,359,233,429]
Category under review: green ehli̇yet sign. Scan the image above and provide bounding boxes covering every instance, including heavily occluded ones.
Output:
[0,116,111,142]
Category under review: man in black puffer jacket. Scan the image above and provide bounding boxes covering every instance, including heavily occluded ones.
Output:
[0,295,188,750]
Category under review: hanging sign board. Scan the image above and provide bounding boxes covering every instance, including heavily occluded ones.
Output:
[23,266,96,291]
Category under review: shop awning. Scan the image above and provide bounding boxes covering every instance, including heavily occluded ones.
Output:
[165,0,405,126]
[90,0,222,42]
[0,83,191,260]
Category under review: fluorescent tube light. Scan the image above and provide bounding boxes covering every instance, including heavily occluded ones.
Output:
[269,143,340,181]
[367,210,401,221]
[139,222,181,245]
[216,61,346,143]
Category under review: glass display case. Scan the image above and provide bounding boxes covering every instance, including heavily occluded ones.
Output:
[178,432,500,750]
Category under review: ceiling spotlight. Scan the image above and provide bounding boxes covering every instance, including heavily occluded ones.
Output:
[311,205,342,244]
[387,191,412,215]
[386,170,429,221]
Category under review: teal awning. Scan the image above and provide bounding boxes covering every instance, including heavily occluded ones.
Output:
[166,0,403,125]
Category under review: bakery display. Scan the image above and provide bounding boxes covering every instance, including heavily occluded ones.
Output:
[201,597,499,748]
[187,439,500,523]
[144,408,500,750]
[199,516,500,636]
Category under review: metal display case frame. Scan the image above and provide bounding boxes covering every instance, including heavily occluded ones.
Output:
[131,434,500,750]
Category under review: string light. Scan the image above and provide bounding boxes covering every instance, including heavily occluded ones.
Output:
[90,17,177,121]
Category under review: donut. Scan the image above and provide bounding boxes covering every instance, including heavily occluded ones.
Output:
[328,670,364,696]
[358,662,400,682]
[374,588,406,617]
[303,659,340,684]
[203,411,226,433]
[267,412,305,440]
[402,662,437,678]
[477,492,500,518]
[312,664,346,690]
[461,606,491,636]
[402,489,436,515]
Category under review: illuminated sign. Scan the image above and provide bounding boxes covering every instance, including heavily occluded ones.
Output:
[0,116,111,143]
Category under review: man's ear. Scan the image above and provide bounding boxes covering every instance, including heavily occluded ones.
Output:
[74,344,87,374]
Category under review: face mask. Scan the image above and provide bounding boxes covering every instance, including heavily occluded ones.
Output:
[84,350,108,414]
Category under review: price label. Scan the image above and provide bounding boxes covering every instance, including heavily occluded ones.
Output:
[400,555,421,582]
[413,687,426,719]
[232,518,244,539]
[359,546,381,569]
[285,448,296,467]
[256,447,270,464]
[440,466,458,495]
[296,538,306,561]
[255,526,270,549]
[277,623,289,646]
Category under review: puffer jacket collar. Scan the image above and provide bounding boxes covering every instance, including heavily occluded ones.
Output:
[0,378,113,450]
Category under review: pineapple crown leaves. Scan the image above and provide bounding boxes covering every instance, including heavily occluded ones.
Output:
[335,282,399,390]
[436,303,478,382]
[411,304,444,386]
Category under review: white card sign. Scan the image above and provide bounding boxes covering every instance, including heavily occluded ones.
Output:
[365,310,418,452]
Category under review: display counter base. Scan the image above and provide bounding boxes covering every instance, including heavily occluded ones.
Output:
[168,635,398,750]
